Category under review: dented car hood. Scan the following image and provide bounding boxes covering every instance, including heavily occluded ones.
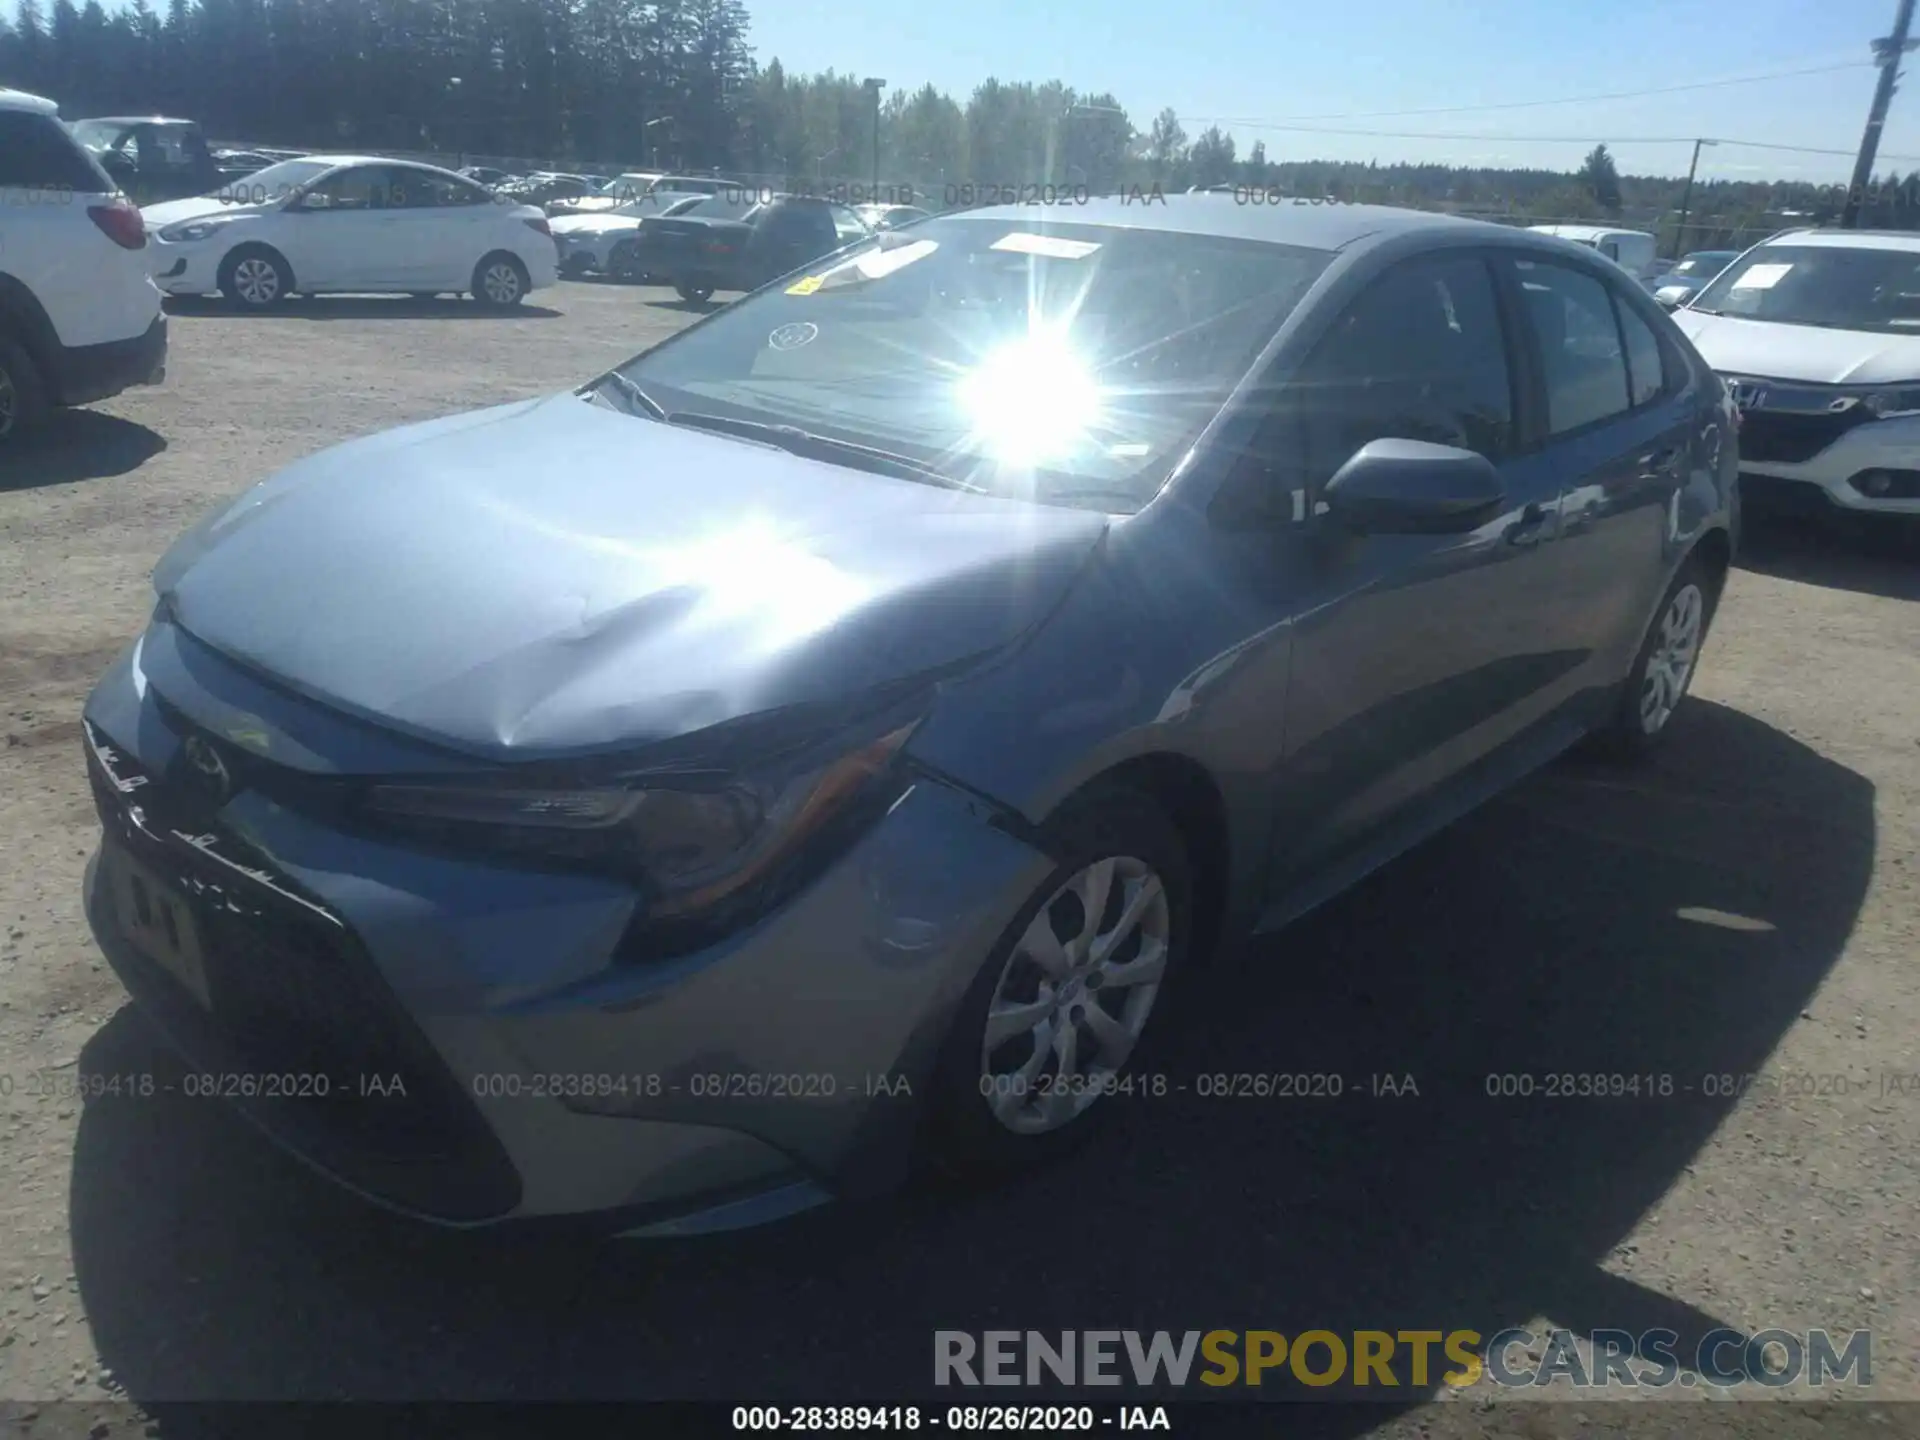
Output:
[153,393,1109,759]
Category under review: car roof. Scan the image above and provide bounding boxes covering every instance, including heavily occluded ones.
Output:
[0,87,59,115]
[1527,224,1653,241]
[952,195,1512,252]
[1760,228,1920,253]
[73,115,200,126]
[296,154,467,173]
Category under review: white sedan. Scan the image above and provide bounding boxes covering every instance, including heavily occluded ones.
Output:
[141,155,560,309]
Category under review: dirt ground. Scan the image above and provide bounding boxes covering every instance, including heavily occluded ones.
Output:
[1,281,1917,1435]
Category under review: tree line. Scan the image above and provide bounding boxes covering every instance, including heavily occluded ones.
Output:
[5,0,1920,241]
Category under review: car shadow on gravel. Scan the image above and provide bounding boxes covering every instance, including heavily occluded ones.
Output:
[65,699,1873,1432]
[1736,508,1920,602]
[0,411,166,492]
[162,296,563,321]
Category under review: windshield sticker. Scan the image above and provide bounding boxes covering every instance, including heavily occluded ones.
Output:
[798,240,941,294]
[768,322,819,351]
[1731,262,1793,291]
[991,233,1102,260]
[847,238,939,278]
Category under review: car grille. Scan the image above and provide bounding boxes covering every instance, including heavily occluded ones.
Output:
[84,717,522,1223]
[1736,407,1872,464]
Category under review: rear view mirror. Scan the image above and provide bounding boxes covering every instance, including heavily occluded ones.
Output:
[1323,438,1505,534]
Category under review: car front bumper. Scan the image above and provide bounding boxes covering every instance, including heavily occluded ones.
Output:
[79,632,1052,1233]
[1737,409,1920,518]
[148,241,220,296]
[553,233,619,271]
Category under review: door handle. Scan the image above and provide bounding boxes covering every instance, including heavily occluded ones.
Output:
[1505,501,1551,548]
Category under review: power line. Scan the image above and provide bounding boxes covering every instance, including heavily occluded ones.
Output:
[1176,60,1875,126]
[1180,118,1920,164]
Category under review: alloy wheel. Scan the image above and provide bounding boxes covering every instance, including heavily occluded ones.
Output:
[1639,581,1704,735]
[979,855,1170,1135]
[233,257,280,306]
[481,262,523,305]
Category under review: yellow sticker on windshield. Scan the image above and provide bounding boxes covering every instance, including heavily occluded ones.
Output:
[786,275,824,295]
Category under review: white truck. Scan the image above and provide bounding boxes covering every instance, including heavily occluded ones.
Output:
[1527,225,1661,286]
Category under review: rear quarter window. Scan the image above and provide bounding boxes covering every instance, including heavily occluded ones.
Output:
[0,113,114,192]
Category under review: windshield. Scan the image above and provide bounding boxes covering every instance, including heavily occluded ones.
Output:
[1690,244,1920,332]
[611,217,1332,513]
[68,119,135,152]
[1671,252,1737,278]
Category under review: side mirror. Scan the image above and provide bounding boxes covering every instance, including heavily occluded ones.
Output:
[1322,438,1505,534]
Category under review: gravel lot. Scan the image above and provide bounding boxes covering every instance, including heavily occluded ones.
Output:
[1,281,1917,1433]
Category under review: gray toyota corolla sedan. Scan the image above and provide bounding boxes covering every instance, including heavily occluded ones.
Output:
[81,198,1739,1236]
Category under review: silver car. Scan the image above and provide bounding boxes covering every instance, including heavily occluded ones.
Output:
[81,200,1738,1237]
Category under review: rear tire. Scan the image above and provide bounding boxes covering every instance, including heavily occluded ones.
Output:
[218,246,292,310]
[608,240,641,283]
[0,334,51,444]
[676,281,715,304]
[1590,554,1718,760]
[471,253,530,308]
[922,785,1191,1182]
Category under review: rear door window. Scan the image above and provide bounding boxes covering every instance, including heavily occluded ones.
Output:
[1616,297,1670,408]
[1516,260,1633,435]
[395,170,492,208]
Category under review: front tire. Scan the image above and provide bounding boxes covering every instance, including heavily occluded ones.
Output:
[1592,556,1717,759]
[0,334,50,444]
[923,785,1191,1181]
[472,253,530,308]
[218,246,292,310]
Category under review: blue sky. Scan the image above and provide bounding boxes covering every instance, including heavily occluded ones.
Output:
[749,0,1920,183]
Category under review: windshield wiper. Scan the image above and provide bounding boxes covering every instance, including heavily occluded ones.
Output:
[664,410,987,491]
[582,370,666,419]
[1038,486,1147,513]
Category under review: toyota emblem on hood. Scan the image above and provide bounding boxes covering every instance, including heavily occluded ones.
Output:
[181,734,232,805]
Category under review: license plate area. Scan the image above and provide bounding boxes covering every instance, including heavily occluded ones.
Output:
[103,842,211,1009]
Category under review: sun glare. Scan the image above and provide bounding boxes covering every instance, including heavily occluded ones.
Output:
[955,327,1102,465]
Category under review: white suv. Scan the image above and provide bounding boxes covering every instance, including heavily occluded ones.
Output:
[1672,228,1920,523]
[0,87,167,443]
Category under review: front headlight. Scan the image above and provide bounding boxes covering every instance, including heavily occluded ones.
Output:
[360,717,920,919]
[1863,388,1920,420]
[158,219,223,243]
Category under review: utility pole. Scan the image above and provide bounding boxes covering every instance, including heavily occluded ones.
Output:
[1843,0,1919,228]
[1673,138,1716,258]
[865,78,887,203]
